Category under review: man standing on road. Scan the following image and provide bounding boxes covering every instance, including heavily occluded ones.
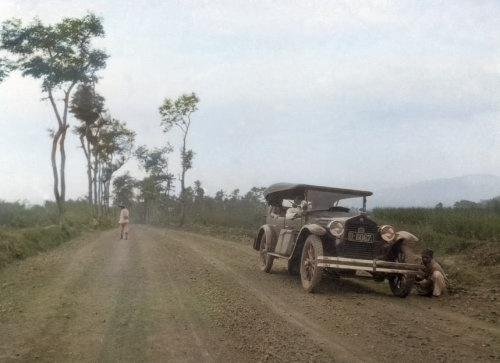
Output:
[416,249,447,297]
[119,205,130,240]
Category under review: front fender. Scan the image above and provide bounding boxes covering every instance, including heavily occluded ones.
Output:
[387,230,420,263]
[303,223,327,236]
[289,224,326,260]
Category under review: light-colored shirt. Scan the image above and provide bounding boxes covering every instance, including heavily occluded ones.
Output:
[286,207,302,220]
[119,208,130,224]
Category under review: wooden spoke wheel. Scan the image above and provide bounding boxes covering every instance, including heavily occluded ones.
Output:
[300,235,323,293]
[259,233,274,273]
[388,249,414,298]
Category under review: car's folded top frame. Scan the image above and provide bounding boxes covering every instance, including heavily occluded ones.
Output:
[264,183,372,202]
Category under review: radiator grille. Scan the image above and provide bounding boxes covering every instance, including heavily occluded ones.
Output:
[336,217,383,259]
[336,240,384,259]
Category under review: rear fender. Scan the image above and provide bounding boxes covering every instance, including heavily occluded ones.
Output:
[253,225,277,251]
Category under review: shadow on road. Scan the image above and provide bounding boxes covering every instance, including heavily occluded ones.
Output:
[267,265,388,297]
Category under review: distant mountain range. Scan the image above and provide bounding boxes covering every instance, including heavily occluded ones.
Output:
[370,174,500,208]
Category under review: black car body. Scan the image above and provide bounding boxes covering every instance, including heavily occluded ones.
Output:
[253,183,423,297]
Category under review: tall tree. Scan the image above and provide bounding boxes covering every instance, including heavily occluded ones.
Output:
[214,190,225,202]
[0,14,108,223]
[159,92,200,226]
[70,83,105,206]
[98,118,136,211]
[112,172,136,208]
[135,145,175,223]
[193,180,205,202]
[244,187,266,203]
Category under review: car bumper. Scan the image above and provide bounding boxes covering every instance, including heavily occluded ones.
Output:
[317,256,424,275]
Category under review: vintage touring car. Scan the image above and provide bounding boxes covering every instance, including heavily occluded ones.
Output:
[253,183,424,297]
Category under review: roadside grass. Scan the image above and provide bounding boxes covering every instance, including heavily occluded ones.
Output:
[177,207,500,255]
[180,223,254,244]
[372,207,500,255]
[372,208,500,291]
[0,200,116,268]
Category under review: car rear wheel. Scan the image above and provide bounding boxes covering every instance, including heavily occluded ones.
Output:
[389,249,414,298]
[259,233,274,273]
[300,235,323,293]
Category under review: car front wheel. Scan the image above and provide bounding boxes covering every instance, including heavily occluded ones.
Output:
[300,235,323,293]
[389,274,413,298]
[389,248,414,298]
[259,233,274,273]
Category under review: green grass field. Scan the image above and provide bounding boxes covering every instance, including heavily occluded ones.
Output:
[0,200,115,268]
[373,207,500,255]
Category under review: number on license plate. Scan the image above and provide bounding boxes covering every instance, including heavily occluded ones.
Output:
[347,231,373,243]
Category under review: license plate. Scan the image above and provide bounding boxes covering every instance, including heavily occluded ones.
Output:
[347,231,374,243]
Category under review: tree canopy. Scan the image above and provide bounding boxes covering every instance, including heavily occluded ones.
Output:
[158,92,199,134]
[70,83,105,128]
[0,13,107,91]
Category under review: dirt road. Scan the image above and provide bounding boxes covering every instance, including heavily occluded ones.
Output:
[0,226,498,362]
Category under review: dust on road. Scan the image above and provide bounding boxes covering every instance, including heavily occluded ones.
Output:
[0,226,498,362]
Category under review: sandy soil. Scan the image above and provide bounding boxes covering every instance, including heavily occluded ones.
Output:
[0,225,498,362]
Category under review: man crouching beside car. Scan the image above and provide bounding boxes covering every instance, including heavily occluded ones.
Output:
[416,249,447,297]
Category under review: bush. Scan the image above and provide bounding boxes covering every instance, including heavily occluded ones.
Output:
[0,200,115,268]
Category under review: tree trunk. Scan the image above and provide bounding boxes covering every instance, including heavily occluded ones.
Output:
[47,85,75,225]
[179,133,187,226]
[51,129,62,220]
[93,155,98,215]
[97,165,102,217]
[105,181,110,210]
[58,124,68,223]
[80,136,93,206]
[48,89,64,224]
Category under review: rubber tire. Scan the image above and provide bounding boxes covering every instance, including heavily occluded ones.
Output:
[389,275,414,298]
[300,235,324,293]
[287,258,300,276]
[259,233,274,273]
[388,248,414,298]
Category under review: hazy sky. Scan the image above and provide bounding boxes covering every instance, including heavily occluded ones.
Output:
[0,0,499,203]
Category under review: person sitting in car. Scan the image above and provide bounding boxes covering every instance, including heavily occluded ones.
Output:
[286,196,304,219]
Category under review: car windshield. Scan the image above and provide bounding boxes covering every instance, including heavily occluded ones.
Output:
[306,190,365,212]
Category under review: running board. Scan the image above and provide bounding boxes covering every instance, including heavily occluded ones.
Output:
[317,256,424,275]
[267,252,291,260]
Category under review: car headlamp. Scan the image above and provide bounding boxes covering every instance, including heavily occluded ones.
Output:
[328,221,344,237]
[380,225,396,242]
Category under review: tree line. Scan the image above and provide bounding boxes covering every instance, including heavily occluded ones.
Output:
[0,13,200,226]
[112,171,267,230]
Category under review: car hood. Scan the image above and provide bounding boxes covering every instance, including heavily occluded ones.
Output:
[307,214,356,227]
